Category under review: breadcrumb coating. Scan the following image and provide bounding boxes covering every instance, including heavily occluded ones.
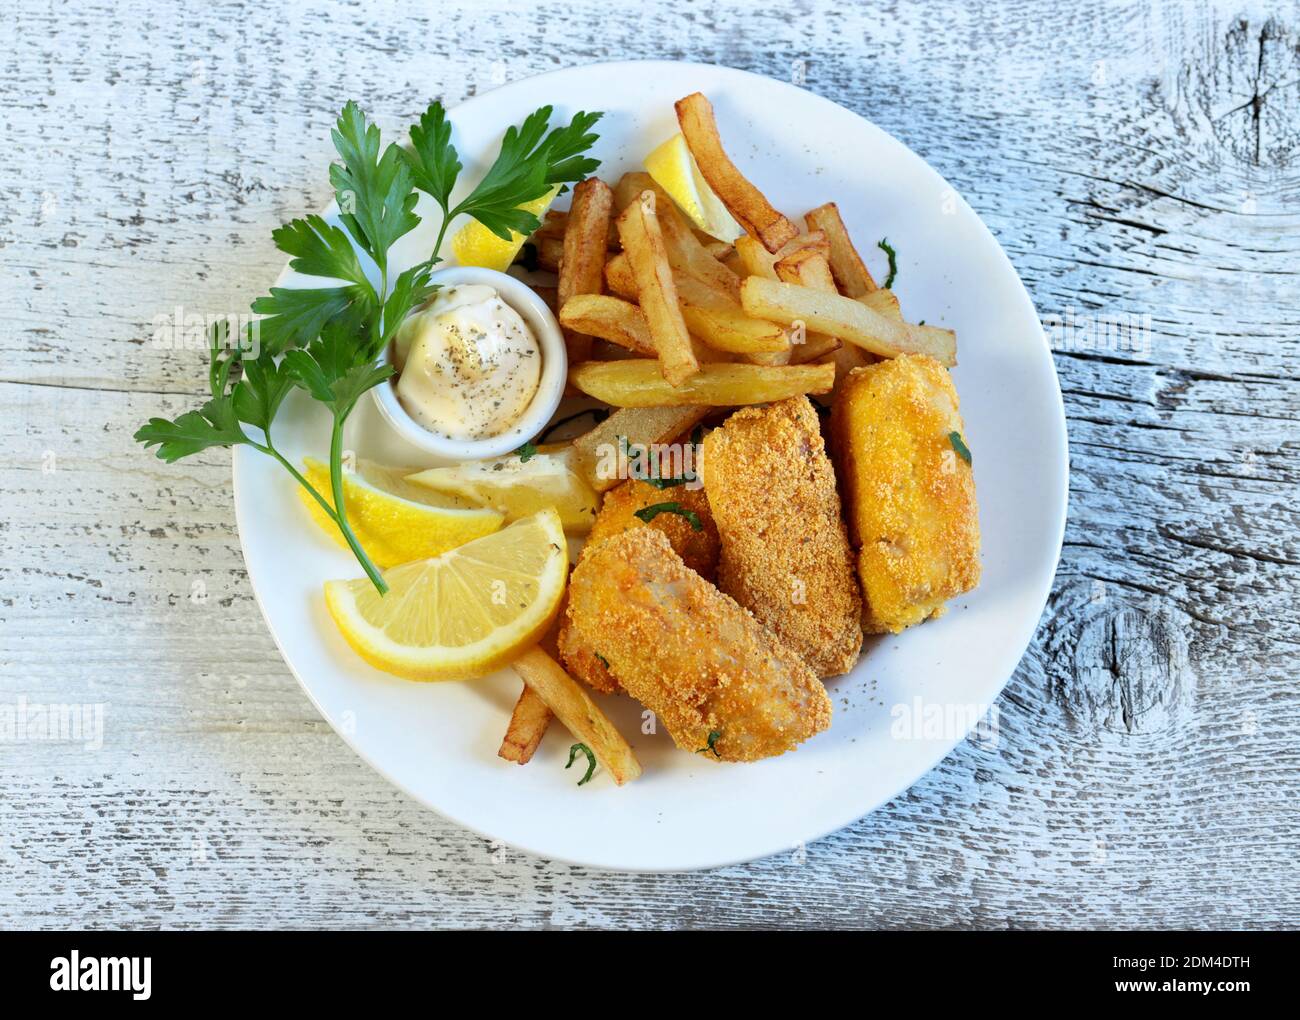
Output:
[587,478,720,580]
[563,528,831,762]
[830,354,981,634]
[558,478,719,693]
[702,396,863,677]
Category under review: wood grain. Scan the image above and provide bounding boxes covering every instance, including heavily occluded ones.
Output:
[1,0,1297,929]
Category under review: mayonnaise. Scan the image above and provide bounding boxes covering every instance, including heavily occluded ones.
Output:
[393,285,541,440]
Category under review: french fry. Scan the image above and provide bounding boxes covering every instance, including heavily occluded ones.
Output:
[559,294,656,356]
[570,359,835,406]
[512,647,642,786]
[805,202,878,296]
[859,287,903,321]
[616,191,698,385]
[675,92,798,252]
[736,231,828,281]
[775,247,841,363]
[498,683,553,764]
[681,304,790,354]
[572,405,710,491]
[607,248,738,312]
[558,178,614,363]
[740,277,957,366]
[604,251,638,300]
[537,209,568,239]
[613,171,657,215]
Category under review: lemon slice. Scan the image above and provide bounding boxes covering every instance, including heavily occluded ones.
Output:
[450,184,561,271]
[325,508,569,680]
[301,457,503,568]
[405,446,598,533]
[644,133,743,242]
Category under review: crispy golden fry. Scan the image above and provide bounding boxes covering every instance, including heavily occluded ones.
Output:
[617,191,698,386]
[740,277,957,366]
[559,294,656,356]
[804,202,878,296]
[789,332,841,364]
[498,683,553,764]
[775,248,842,364]
[589,478,719,581]
[563,528,831,761]
[675,92,798,253]
[704,240,734,260]
[735,231,829,281]
[859,287,903,321]
[572,405,709,492]
[511,646,642,785]
[681,303,790,354]
[537,209,568,239]
[613,171,656,215]
[558,177,614,363]
[831,355,981,634]
[604,251,638,300]
[703,397,862,677]
[570,359,834,407]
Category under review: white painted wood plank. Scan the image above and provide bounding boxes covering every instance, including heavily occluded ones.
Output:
[1,0,1297,929]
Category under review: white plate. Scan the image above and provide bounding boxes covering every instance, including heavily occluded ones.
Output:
[232,61,1068,871]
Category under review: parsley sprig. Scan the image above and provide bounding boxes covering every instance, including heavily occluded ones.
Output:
[136,100,602,593]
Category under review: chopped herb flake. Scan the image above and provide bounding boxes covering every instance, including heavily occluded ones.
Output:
[949,431,972,465]
[634,501,702,531]
[877,237,898,289]
[566,742,597,785]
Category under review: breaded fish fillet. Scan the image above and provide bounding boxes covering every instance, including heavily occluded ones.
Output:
[830,354,981,634]
[701,396,863,677]
[562,528,831,762]
[587,478,719,580]
[558,477,719,693]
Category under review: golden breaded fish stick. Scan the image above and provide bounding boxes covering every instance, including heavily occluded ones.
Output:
[830,354,981,633]
[702,396,863,677]
[563,529,831,762]
[587,478,719,581]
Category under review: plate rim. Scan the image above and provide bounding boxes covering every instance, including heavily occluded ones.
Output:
[232,58,1069,871]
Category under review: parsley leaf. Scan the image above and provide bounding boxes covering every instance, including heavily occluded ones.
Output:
[271,215,373,290]
[515,440,538,462]
[697,731,722,757]
[634,501,703,531]
[451,107,603,241]
[877,237,898,289]
[566,743,597,786]
[949,431,972,465]
[402,101,460,211]
[330,101,420,277]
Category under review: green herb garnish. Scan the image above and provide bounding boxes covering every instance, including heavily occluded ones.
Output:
[135,100,602,593]
[594,652,610,669]
[566,742,597,785]
[697,731,722,757]
[515,440,538,462]
[633,501,702,531]
[949,431,972,465]
[877,237,898,289]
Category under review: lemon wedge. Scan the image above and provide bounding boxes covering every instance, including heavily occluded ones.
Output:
[450,184,561,271]
[644,133,743,242]
[405,446,598,533]
[324,508,569,680]
[301,457,503,569]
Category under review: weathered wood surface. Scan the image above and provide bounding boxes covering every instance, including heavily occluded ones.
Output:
[1,0,1297,929]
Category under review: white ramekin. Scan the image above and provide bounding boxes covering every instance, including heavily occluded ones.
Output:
[370,266,567,461]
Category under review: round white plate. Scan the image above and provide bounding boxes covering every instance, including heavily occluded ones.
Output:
[232,61,1068,871]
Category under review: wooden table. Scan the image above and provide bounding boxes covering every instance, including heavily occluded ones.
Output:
[2,0,1296,929]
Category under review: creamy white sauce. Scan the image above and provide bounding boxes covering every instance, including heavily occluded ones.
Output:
[393,285,541,440]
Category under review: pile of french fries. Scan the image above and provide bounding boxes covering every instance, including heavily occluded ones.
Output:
[501,92,957,784]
